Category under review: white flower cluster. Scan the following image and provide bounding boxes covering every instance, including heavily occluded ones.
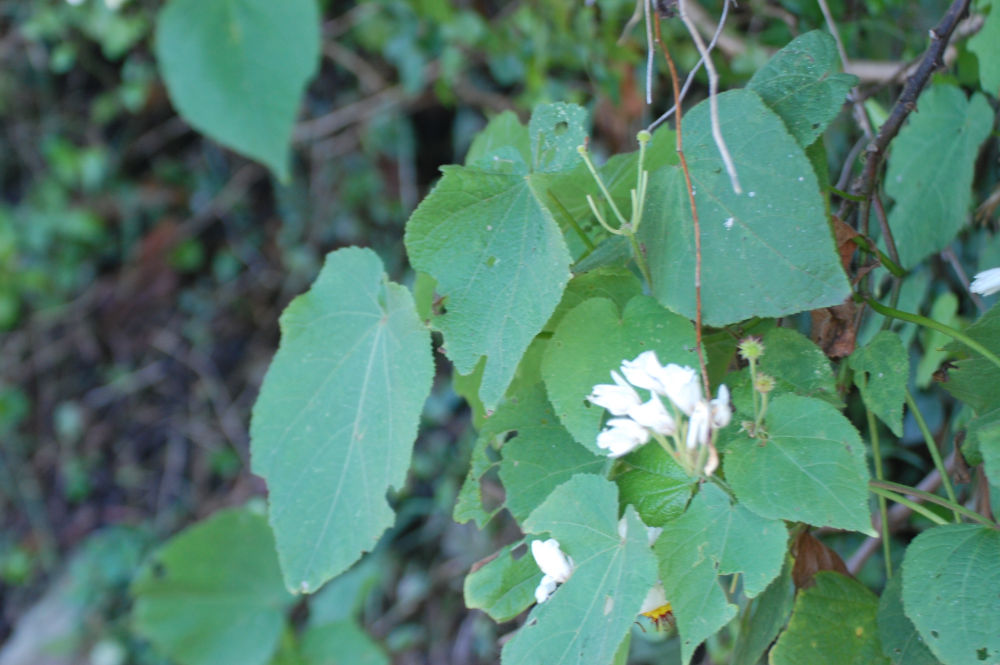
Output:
[587,351,731,460]
[971,267,1000,297]
[531,538,575,603]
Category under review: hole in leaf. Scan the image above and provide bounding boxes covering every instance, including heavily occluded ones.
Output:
[151,561,166,579]
[553,121,568,134]
[931,630,940,639]
[486,256,498,267]
[977,648,989,661]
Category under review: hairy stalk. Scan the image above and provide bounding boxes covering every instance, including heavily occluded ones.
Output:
[904,390,959,521]
[654,15,710,397]
[864,297,1000,371]
[872,479,996,527]
[866,408,893,579]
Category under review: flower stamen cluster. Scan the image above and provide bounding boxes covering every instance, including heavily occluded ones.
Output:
[587,351,731,476]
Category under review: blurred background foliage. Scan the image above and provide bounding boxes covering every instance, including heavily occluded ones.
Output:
[0,0,995,663]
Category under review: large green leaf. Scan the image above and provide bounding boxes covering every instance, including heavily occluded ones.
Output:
[885,85,993,268]
[464,540,539,622]
[640,89,850,325]
[877,573,940,665]
[849,330,908,436]
[250,248,433,593]
[405,105,583,410]
[902,524,1000,665]
[132,506,295,665]
[501,475,658,665]
[154,0,319,180]
[654,483,788,665]
[725,394,874,534]
[542,295,697,451]
[747,30,858,146]
[771,572,888,665]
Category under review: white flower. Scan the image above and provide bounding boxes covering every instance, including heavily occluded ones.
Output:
[710,384,732,428]
[971,267,1000,297]
[596,417,650,457]
[620,350,667,393]
[588,371,642,416]
[628,395,676,435]
[531,539,574,603]
[534,574,558,604]
[659,364,703,415]
[686,400,711,449]
[640,582,669,615]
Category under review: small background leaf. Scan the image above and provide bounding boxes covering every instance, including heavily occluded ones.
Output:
[501,475,658,665]
[885,84,993,269]
[654,484,788,665]
[770,572,888,665]
[299,621,389,665]
[464,541,538,623]
[747,30,858,146]
[154,0,319,179]
[725,394,874,534]
[730,557,795,665]
[250,247,433,592]
[849,330,908,436]
[901,524,1000,665]
[132,506,294,665]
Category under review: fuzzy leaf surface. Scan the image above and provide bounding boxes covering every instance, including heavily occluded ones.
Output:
[725,394,874,534]
[250,248,433,592]
[501,476,658,665]
[885,85,993,268]
[748,30,857,146]
[654,483,787,665]
[405,105,584,409]
[771,572,888,665]
[640,89,850,325]
[902,524,1000,665]
[132,507,294,665]
[877,573,940,665]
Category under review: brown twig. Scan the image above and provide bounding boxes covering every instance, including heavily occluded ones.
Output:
[654,17,710,397]
[849,0,972,226]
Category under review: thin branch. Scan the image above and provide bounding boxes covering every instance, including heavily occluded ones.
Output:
[647,0,731,132]
[645,0,655,105]
[816,0,850,71]
[941,247,987,312]
[849,0,972,211]
[655,17,710,397]
[676,0,741,194]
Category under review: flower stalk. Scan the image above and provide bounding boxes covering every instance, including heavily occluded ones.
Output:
[577,131,655,288]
